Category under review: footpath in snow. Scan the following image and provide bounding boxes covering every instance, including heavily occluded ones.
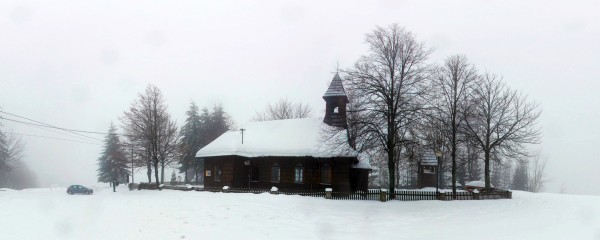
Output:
[0,186,599,240]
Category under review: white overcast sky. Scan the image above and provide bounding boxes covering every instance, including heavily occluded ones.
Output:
[1,0,599,195]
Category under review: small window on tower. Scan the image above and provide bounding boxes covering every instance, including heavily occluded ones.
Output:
[333,107,339,113]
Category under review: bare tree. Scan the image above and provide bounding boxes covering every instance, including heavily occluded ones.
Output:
[0,163,38,189]
[463,73,541,191]
[344,24,431,196]
[253,98,312,121]
[157,115,179,183]
[0,131,25,175]
[511,158,528,190]
[122,84,179,186]
[527,154,548,192]
[431,55,478,197]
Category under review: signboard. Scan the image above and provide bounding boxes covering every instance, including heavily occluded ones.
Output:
[205,170,212,177]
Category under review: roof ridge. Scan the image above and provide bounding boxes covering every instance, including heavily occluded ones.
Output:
[323,73,347,98]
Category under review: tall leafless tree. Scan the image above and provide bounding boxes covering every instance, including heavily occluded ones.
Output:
[253,98,312,121]
[344,24,431,196]
[122,84,179,186]
[527,153,548,192]
[157,115,179,183]
[463,73,541,190]
[431,55,478,196]
[0,131,25,175]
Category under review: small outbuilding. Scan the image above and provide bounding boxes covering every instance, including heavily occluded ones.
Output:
[417,151,438,188]
[465,181,492,192]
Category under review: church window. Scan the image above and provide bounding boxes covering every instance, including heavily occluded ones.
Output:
[294,164,303,183]
[214,165,221,181]
[250,165,259,182]
[271,163,280,183]
[320,163,331,185]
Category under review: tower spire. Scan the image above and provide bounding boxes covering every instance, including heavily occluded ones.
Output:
[322,73,348,128]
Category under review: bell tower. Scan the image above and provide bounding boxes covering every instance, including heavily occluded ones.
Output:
[323,73,349,128]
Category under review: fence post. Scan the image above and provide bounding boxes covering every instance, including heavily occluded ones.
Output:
[437,190,445,201]
[380,189,388,202]
[507,191,512,199]
[222,186,230,193]
[325,188,332,199]
[270,186,279,195]
[473,189,480,200]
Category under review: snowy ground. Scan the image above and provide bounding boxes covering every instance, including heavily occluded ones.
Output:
[1,186,599,240]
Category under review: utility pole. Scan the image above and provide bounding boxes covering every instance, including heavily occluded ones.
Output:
[130,144,134,183]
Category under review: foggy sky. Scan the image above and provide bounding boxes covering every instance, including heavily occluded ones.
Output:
[1,0,599,195]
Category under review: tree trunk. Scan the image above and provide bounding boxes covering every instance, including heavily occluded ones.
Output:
[130,146,134,183]
[154,157,160,187]
[388,145,395,199]
[146,159,152,183]
[160,160,165,184]
[184,167,188,184]
[131,166,134,183]
[451,118,457,199]
[484,150,491,191]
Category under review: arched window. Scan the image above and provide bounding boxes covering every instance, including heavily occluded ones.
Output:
[320,163,331,185]
[333,106,339,113]
[294,164,303,183]
[271,163,280,183]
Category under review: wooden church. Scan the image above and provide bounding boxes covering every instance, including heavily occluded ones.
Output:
[195,73,370,192]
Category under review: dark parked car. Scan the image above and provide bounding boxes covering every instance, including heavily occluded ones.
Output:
[67,185,93,195]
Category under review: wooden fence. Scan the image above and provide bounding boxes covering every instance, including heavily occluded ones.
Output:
[391,190,438,201]
[438,190,512,200]
[331,189,382,200]
[159,185,511,201]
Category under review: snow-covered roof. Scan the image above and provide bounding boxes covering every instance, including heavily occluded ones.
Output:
[352,156,371,169]
[421,150,438,166]
[465,181,493,188]
[323,73,348,98]
[195,118,357,159]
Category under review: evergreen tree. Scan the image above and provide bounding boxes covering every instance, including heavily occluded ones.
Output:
[179,101,202,183]
[192,105,231,183]
[512,160,529,191]
[208,105,231,141]
[170,170,176,185]
[97,123,129,184]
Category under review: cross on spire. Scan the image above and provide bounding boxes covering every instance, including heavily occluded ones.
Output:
[240,128,246,144]
[331,61,341,75]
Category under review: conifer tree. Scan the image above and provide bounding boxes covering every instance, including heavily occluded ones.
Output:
[97,123,129,184]
[512,160,529,191]
[179,101,202,183]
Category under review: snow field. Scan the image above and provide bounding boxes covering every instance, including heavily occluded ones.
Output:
[0,186,599,240]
